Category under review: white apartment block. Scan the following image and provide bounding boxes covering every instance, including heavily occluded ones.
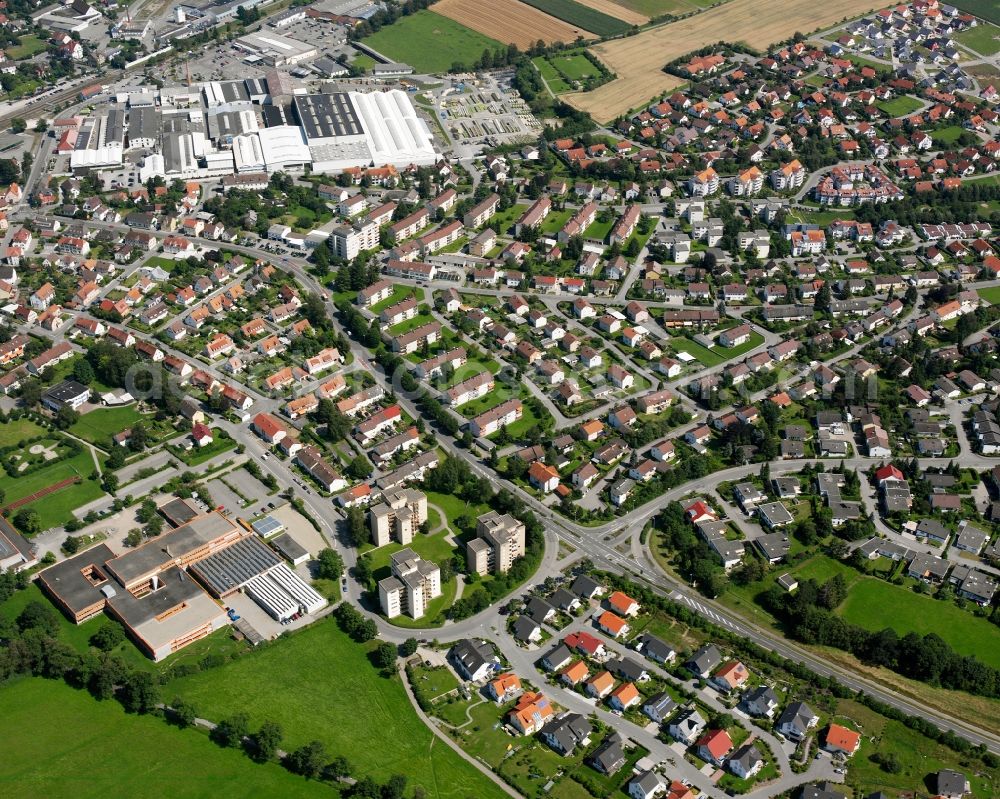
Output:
[466,511,526,576]
[378,548,441,619]
[369,489,428,548]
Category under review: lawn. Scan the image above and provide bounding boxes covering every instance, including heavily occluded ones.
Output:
[876,95,923,117]
[583,218,615,242]
[977,286,1000,305]
[0,416,47,446]
[932,125,967,146]
[167,430,237,467]
[669,331,764,366]
[352,53,377,71]
[549,52,600,81]
[69,406,145,447]
[837,579,1000,670]
[362,11,503,74]
[370,285,424,315]
[361,528,460,626]
[532,56,572,93]
[387,310,436,336]
[166,619,508,799]
[0,678,331,798]
[0,446,105,531]
[788,208,856,226]
[838,698,997,798]
[8,34,46,60]
[425,490,490,533]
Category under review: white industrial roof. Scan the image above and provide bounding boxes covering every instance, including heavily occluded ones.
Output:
[232,133,265,173]
[349,90,438,168]
[257,125,312,170]
[70,144,124,169]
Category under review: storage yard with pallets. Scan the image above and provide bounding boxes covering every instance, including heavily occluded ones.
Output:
[564,0,885,122]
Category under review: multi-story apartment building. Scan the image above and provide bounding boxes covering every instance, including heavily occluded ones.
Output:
[466,511,526,576]
[369,489,428,548]
[378,549,441,619]
[331,219,379,261]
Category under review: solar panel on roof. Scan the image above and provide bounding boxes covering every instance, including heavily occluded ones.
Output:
[251,515,283,537]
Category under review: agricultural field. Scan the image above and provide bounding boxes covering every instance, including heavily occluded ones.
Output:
[955,21,1000,55]
[166,620,507,799]
[573,0,648,26]
[612,0,718,15]
[952,1,1000,27]
[520,0,634,36]
[565,0,885,122]
[433,0,592,49]
[0,679,328,799]
[362,11,503,73]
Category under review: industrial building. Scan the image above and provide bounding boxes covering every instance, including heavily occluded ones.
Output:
[235,30,318,66]
[69,77,438,178]
[37,510,324,660]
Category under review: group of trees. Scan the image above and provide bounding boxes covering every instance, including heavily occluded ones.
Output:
[332,602,378,643]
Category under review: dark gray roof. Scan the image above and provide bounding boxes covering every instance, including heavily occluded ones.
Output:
[730,743,763,771]
[526,596,555,622]
[188,535,281,596]
[158,497,200,528]
[778,700,817,734]
[638,632,674,662]
[935,770,967,796]
[571,574,601,598]
[742,684,778,712]
[37,543,117,615]
[543,643,572,669]
[449,638,495,678]
[512,615,540,641]
[550,587,578,610]
[544,712,592,754]
[270,532,307,563]
[589,734,625,773]
[754,531,791,561]
[294,93,363,140]
[105,566,203,628]
[643,691,676,715]
[0,516,34,561]
[610,656,647,682]
[687,643,722,674]
[42,380,89,405]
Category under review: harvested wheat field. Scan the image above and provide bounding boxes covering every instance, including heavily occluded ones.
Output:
[434,0,595,49]
[565,0,884,122]
[573,0,649,26]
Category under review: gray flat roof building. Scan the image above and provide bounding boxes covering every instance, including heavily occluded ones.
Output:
[294,93,364,141]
